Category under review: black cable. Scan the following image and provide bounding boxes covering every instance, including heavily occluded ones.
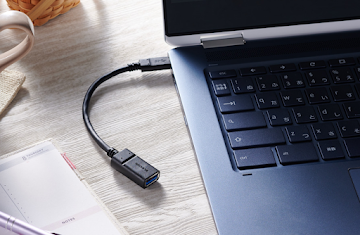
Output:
[82,57,171,188]
[82,63,141,155]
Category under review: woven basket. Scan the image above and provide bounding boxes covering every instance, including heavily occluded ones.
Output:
[6,0,80,26]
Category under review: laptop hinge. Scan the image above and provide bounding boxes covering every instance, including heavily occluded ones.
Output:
[201,34,246,49]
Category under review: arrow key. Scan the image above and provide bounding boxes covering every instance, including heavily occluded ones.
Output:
[239,66,267,76]
[269,63,297,73]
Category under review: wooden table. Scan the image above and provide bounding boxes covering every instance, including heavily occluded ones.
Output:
[0,1,217,234]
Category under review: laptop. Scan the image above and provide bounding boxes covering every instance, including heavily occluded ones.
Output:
[163,1,360,234]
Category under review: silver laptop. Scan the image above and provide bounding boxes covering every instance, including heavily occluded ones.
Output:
[163,1,360,234]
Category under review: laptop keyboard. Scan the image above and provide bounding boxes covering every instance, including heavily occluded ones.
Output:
[207,57,360,170]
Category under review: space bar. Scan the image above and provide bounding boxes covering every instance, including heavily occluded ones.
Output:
[228,128,285,149]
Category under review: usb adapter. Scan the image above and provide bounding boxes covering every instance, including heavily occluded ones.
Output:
[111,149,160,188]
[82,57,171,188]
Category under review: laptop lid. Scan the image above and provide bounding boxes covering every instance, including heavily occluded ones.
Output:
[163,0,360,47]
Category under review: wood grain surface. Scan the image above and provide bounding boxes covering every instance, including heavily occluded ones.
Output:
[0,1,217,234]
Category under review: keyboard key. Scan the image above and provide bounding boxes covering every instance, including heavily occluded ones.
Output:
[305,70,330,86]
[281,90,305,106]
[231,78,255,94]
[330,85,355,101]
[355,66,360,80]
[317,140,344,160]
[355,83,360,96]
[285,125,312,143]
[311,123,337,140]
[266,109,292,126]
[209,70,237,79]
[269,63,297,73]
[329,57,356,67]
[217,95,254,113]
[255,92,280,109]
[344,138,360,158]
[330,67,355,83]
[212,80,231,96]
[305,87,330,104]
[318,104,343,121]
[337,120,360,138]
[299,60,326,70]
[234,147,276,170]
[228,128,285,149]
[343,101,360,118]
[256,75,280,91]
[292,106,318,123]
[240,67,267,76]
[281,73,305,89]
[222,112,266,131]
[276,143,319,165]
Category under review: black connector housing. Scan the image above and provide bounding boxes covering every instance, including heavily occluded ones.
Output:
[139,57,171,72]
[110,149,160,188]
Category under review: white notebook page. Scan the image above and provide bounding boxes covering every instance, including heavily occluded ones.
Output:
[0,141,125,235]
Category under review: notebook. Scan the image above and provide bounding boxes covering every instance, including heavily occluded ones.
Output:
[0,140,128,235]
[163,1,360,234]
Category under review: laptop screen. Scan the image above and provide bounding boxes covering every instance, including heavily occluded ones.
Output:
[164,0,360,37]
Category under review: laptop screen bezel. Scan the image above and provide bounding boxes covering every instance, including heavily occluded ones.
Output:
[162,1,360,47]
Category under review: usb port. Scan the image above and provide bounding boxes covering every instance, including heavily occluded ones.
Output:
[146,173,159,187]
